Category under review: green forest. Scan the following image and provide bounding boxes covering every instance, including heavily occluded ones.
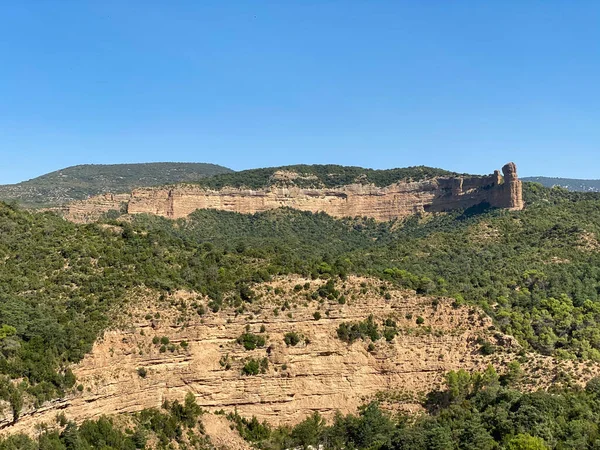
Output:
[194,164,457,189]
[2,181,600,447]
[0,162,232,207]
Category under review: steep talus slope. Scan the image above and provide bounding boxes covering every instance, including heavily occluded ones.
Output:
[62,163,523,222]
[0,162,232,207]
[2,277,597,435]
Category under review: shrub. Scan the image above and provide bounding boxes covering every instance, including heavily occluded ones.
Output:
[479,340,496,355]
[237,333,266,351]
[242,358,268,376]
[137,367,147,378]
[242,360,260,375]
[337,315,380,344]
[284,332,302,347]
[383,327,397,342]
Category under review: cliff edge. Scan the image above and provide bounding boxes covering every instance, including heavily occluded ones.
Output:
[63,163,524,223]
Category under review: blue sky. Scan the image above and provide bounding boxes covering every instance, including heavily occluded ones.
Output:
[1,1,599,184]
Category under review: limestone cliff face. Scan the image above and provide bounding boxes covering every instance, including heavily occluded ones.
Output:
[62,163,524,223]
[2,276,597,436]
[63,193,130,223]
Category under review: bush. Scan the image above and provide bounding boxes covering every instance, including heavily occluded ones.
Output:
[284,332,302,347]
[137,367,147,378]
[242,359,260,376]
[237,333,266,351]
[242,358,268,376]
[479,340,496,355]
[337,315,380,344]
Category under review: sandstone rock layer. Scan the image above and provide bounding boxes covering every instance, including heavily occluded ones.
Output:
[63,163,524,223]
[2,276,595,436]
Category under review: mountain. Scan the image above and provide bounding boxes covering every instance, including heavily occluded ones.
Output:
[0,162,233,207]
[523,176,600,192]
[3,165,600,448]
[62,162,524,223]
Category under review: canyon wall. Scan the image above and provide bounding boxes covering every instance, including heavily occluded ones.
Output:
[2,276,596,436]
[63,163,524,223]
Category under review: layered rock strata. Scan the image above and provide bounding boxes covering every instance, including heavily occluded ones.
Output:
[2,276,596,436]
[63,163,524,223]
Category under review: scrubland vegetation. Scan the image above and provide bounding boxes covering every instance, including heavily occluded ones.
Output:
[229,366,600,450]
[2,182,600,447]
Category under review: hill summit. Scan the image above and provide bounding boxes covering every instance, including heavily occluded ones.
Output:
[0,162,232,207]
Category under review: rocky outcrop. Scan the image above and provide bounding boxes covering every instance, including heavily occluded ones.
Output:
[62,193,130,222]
[2,276,596,436]
[62,163,524,223]
[499,162,525,210]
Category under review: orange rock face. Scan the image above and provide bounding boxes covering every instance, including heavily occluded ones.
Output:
[2,277,596,436]
[62,163,524,223]
[0,277,523,433]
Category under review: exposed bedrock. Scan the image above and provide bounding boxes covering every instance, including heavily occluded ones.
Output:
[63,163,524,223]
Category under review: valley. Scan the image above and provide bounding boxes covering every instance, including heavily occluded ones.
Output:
[1,162,600,448]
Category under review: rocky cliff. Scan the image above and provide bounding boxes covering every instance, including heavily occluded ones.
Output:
[62,163,524,223]
[2,276,596,436]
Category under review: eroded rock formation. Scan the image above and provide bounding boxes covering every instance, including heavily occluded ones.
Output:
[2,276,596,436]
[62,163,524,223]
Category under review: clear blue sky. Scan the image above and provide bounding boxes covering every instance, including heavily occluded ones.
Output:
[1,1,599,184]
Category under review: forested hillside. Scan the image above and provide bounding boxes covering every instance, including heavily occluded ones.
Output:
[0,162,232,207]
[194,164,457,189]
[523,176,600,192]
[3,182,600,447]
